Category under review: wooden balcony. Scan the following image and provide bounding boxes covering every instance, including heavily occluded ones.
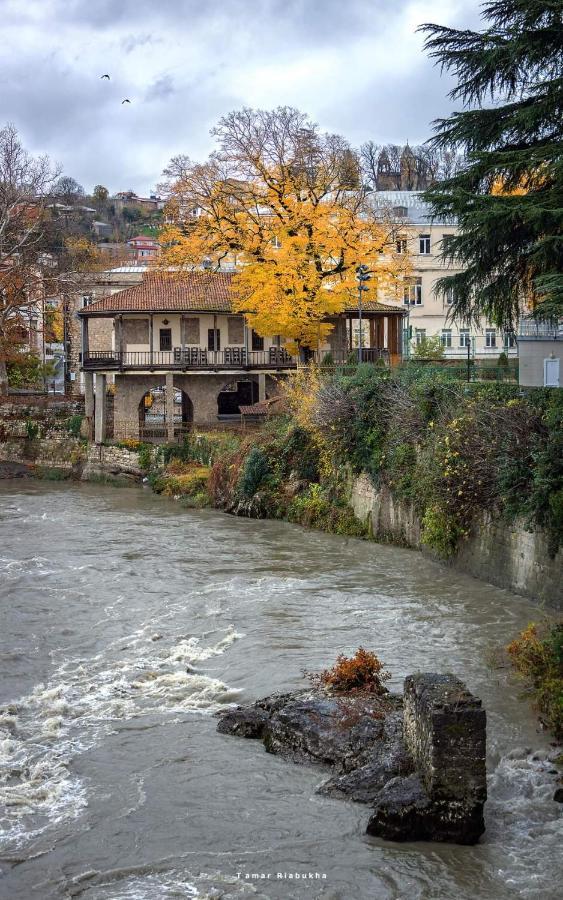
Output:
[82,347,298,372]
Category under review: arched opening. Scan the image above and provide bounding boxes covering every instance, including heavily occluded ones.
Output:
[138,386,193,441]
[217,379,259,419]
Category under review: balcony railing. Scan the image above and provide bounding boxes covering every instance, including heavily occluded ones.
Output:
[518,321,562,339]
[82,348,298,371]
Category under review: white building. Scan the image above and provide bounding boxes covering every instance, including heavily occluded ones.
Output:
[370,192,518,361]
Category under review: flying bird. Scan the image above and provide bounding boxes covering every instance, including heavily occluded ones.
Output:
[122,99,131,104]
[100,74,110,80]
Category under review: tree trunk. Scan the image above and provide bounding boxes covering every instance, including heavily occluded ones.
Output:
[0,356,8,396]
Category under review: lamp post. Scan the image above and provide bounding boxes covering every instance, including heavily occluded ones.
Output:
[355,264,372,364]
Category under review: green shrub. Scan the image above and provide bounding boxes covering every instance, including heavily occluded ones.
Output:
[237,447,270,498]
[25,419,39,440]
[65,414,83,437]
[137,443,152,471]
[421,505,463,558]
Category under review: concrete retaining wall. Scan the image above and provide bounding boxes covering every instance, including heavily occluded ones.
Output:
[351,472,562,608]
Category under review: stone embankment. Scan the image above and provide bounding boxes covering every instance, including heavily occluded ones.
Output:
[352,473,563,608]
[217,673,487,845]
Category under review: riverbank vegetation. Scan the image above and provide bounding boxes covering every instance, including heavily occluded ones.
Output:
[507,621,563,739]
[142,365,562,559]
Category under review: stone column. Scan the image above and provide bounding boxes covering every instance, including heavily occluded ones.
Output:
[165,371,175,442]
[84,370,95,440]
[258,373,266,402]
[94,373,107,444]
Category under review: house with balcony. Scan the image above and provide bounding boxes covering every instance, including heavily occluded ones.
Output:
[78,271,406,442]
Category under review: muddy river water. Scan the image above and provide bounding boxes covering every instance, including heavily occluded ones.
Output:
[0,482,561,899]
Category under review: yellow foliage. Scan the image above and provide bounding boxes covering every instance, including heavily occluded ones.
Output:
[160,110,408,347]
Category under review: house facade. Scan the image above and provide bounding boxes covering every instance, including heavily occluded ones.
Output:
[78,271,406,441]
[370,192,518,361]
[126,235,161,262]
[518,319,562,387]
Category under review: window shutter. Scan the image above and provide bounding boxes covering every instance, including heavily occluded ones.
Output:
[182,316,200,344]
[227,316,244,344]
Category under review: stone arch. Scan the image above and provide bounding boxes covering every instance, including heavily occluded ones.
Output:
[138,384,193,440]
[217,378,259,417]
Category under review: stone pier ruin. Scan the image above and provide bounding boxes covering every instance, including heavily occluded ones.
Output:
[217,672,487,844]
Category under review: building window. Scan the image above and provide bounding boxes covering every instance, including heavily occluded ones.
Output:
[271,236,282,249]
[403,278,422,306]
[504,331,516,349]
[208,328,221,351]
[393,206,408,218]
[459,329,470,348]
[485,328,497,348]
[419,234,431,255]
[159,328,172,351]
[415,328,426,346]
[444,287,454,305]
[441,329,452,348]
[396,237,407,254]
[251,330,264,351]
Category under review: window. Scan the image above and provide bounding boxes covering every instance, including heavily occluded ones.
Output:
[444,287,454,305]
[208,328,221,351]
[504,331,516,349]
[403,277,422,306]
[159,328,172,351]
[271,236,282,249]
[459,329,470,348]
[415,328,426,346]
[393,206,408,218]
[419,234,431,255]
[441,329,452,348]
[485,328,497,348]
[396,237,407,254]
[251,330,264,351]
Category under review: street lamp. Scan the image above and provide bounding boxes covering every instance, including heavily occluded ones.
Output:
[355,264,372,363]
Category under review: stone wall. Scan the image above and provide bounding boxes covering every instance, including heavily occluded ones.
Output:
[351,472,562,608]
[81,444,143,481]
[0,398,86,472]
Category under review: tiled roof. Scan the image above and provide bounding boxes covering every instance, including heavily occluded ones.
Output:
[80,271,407,317]
[342,300,406,315]
[81,272,236,314]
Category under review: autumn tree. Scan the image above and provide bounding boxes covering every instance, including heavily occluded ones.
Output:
[420,0,563,325]
[0,124,61,391]
[161,107,405,348]
[92,184,109,207]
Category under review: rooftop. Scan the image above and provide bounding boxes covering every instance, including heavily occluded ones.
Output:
[81,272,236,315]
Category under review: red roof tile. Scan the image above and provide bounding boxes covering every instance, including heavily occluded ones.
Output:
[80,272,406,317]
[81,272,236,314]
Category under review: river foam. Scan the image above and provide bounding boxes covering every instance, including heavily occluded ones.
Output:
[0,626,242,850]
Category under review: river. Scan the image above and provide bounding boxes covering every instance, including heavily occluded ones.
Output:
[0,481,561,899]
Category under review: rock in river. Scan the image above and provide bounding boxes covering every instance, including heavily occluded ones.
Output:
[217,673,487,845]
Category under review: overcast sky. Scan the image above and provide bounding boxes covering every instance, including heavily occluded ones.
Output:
[0,0,481,195]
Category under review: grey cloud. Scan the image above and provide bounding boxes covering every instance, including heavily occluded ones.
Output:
[1,0,481,193]
[121,33,160,54]
[145,75,176,102]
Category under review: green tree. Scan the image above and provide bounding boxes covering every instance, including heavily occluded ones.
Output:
[420,1,563,326]
[92,184,109,207]
[411,336,445,360]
